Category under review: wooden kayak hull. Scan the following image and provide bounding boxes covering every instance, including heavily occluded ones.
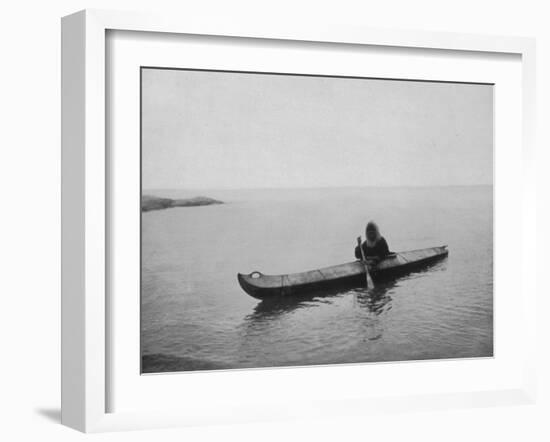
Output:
[237,246,448,300]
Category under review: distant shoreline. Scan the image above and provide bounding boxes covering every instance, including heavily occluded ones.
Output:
[142,195,223,212]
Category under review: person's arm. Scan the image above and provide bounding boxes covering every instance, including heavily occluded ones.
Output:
[378,237,390,257]
[355,244,362,259]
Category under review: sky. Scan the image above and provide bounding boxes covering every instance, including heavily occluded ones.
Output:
[141,68,493,190]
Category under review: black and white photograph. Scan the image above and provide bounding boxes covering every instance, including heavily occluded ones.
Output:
[140,67,493,374]
[2,0,546,437]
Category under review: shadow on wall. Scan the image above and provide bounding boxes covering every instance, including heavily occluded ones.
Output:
[34,408,60,423]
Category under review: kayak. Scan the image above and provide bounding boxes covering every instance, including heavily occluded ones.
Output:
[237,245,448,300]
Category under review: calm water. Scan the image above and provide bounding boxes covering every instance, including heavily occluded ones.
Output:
[141,186,493,373]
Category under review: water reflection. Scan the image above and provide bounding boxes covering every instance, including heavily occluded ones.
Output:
[350,281,395,341]
[243,258,448,324]
[243,278,397,326]
[353,282,394,313]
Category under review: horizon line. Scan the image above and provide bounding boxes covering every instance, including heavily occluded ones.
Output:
[142,183,493,192]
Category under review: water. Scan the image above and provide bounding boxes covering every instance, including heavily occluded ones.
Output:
[141,186,493,373]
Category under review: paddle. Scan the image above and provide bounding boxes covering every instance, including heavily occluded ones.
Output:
[357,236,374,289]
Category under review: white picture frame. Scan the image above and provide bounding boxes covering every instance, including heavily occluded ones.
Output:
[61,9,537,433]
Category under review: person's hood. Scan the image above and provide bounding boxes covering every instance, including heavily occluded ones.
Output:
[365,221,381,247]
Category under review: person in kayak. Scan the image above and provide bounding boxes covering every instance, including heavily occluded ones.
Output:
[355,221,390,262]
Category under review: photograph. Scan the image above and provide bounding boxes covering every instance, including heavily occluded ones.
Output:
[140,67,493,374]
